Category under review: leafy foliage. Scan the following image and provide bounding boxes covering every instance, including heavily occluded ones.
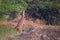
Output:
[0,0,27,12]
[0,0,60,25]
[0,0,27,20]
[25,0,60,25]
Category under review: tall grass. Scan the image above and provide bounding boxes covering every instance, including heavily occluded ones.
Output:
[0,27,18,40]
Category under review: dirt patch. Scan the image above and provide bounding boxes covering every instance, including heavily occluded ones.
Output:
[9,27,60,40]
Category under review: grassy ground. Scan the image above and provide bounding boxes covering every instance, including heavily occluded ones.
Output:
[0,27,18,40]
[0,25,60,40]
[0,26,30,40]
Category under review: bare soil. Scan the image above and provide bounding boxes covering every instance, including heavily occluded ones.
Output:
[9,27,60,40]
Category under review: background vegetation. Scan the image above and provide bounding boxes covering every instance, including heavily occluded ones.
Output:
[0,0,60,40]
[0,0,60,24]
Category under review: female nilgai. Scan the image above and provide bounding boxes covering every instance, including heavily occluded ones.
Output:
[14,11,44,32]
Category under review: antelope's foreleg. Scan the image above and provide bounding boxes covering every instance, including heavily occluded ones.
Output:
[15,24,24,32]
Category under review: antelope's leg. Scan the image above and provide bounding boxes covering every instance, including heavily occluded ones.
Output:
[16,24,24,32]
